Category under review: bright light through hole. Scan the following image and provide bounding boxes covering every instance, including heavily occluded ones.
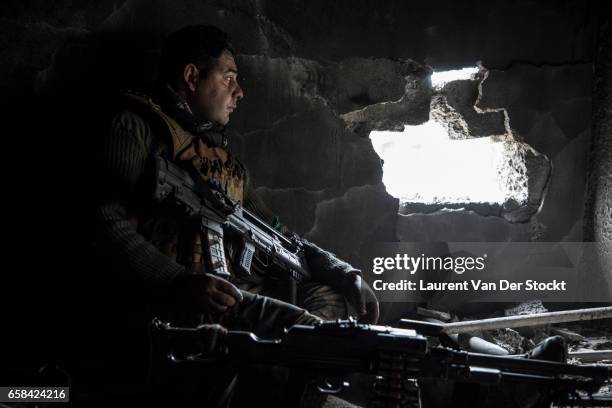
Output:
[371,122,528,205]
[431,67,480,88]
[370,67,529,207]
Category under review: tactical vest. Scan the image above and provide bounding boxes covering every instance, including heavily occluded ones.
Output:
[122,92,247,275]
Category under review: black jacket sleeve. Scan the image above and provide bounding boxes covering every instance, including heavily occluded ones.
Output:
[94,109,186,288]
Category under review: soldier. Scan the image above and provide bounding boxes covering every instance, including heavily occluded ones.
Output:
[84,24,377,404]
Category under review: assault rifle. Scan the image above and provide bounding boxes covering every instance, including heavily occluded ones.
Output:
[150,318,612,407]
[152,155,310,301]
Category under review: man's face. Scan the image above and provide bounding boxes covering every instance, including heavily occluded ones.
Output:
[190,49,244,126]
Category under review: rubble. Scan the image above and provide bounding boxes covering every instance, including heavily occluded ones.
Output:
[504,300,549,340]
[411,303,612,370]
[550,327,586,342]
[504,300,548,316]
[416,307,452,322]
[486,328,525,354]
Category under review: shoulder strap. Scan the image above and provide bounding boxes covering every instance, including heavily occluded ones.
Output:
[121,91,194,159]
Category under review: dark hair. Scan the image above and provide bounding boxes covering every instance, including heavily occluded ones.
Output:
[160,25,234,84]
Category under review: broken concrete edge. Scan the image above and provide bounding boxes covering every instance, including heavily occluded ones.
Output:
[433,73,507,140]
[501,140,553,223]
[339,73,432,137]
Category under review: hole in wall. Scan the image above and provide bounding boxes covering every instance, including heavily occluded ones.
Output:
[369,67,529,210]
[370,123,528,206]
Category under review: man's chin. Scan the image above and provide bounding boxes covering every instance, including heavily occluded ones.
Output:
[209,117,230,127]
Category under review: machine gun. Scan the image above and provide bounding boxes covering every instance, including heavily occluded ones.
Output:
[150,318,612,407]
[152,155,310,301]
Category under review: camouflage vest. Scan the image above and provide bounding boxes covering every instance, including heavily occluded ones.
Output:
[123,92,247,274]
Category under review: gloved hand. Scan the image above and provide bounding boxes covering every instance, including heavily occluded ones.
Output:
[170,273,243,313]
[300,239,380,324]
[340,271,380,324]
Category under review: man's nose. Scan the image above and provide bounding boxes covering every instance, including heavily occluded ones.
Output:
[234,82,244,101]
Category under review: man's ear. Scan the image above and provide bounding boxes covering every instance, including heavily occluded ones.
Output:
[183,63,200,92]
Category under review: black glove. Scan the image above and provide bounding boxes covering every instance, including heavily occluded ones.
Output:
[301,239,380,324]
[340,271,380,324]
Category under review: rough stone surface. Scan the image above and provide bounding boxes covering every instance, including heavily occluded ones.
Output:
[477,64,593,156]
[100,0,283,56]
[504,300,548,316]
[431,78,506,139]
[230,55,324,133]
[474,64,592,240]
[233,55,426,133]
[487,328,526,354]
[536,131,590,241]
[397,210,535,242]
[234,103,385,191]
[305,184,399,269]
[339,61,431,137]
[0,0,116,94]
[321,58,424,115]
[253,186,331,236]
[585,21,612,244]
[580,21,612,305]
[258,0,598,68]
[501,140,551,223]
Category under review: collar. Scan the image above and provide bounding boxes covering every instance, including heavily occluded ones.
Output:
[159,84,228,148]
